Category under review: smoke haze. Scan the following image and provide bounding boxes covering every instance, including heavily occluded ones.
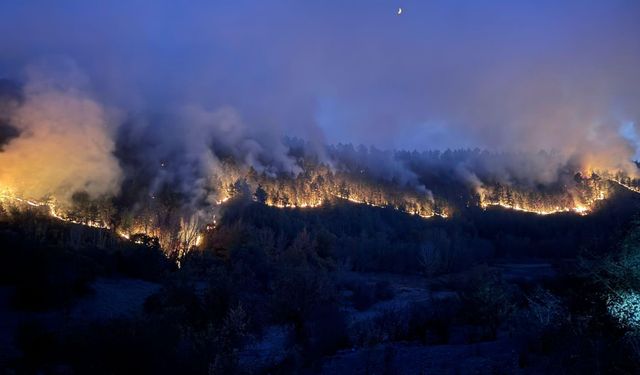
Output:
[0,0,639,200]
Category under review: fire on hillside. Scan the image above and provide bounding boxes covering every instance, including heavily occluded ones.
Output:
[1,170,639,258]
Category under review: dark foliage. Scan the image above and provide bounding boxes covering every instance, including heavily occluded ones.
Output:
[3,192,640,373]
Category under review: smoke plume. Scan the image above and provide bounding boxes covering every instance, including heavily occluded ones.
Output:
[0,61,122,204]
[0,1,639,204]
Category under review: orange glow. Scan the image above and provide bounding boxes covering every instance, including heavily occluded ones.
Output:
[2,172,639,259]
[477,178,613,216]
[261,193,448,218]
[479,200,592,216]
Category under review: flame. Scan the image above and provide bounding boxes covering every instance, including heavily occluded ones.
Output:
[479,200,592,216]
[610,178,640,194]
[477,178,613,216]
[2,170,639,261]
[0,190,113,229]
[0,188,213,252]
[335,193,447,218]
[264,199,324,209]
[195,234,204,247]
[261,193,448,218]
[214,196,231,205]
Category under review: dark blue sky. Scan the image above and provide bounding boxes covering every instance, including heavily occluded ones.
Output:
[1,0,639,155]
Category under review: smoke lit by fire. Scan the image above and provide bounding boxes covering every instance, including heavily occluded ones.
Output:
[1,62,640,259]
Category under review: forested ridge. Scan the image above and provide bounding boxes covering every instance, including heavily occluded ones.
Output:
[3,186,640,373]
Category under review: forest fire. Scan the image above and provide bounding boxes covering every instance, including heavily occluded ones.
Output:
[0,188,205,255]
[477,176,614,216]
[264,199,324,209]
[3,1,640,372]
[229,166,449,219]
[336,193,448,218]
[263,195,447,218]
[254,185,447,218]
[0,191,111,229]
[0,170,637,257]
[610,178,640,194]
[479,200,592,216]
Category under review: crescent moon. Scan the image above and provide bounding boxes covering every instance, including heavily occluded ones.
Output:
[397,7,403,15]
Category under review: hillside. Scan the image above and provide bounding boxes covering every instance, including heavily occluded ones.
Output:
[2,188,640,373]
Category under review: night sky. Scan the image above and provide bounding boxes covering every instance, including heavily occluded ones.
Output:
[1,0,639,154]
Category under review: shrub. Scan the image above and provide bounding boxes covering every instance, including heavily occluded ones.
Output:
[352,283,377,311]
[374,280,394,301]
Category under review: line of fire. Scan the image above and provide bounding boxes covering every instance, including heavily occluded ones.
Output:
[2,163,639,263]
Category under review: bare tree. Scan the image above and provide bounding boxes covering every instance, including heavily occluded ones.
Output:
[178,214,202,258]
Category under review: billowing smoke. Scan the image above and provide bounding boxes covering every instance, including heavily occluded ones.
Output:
[327,144,430,195]
[0,61,122,204]
[0,1,639,210]
[115,104,304,214]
